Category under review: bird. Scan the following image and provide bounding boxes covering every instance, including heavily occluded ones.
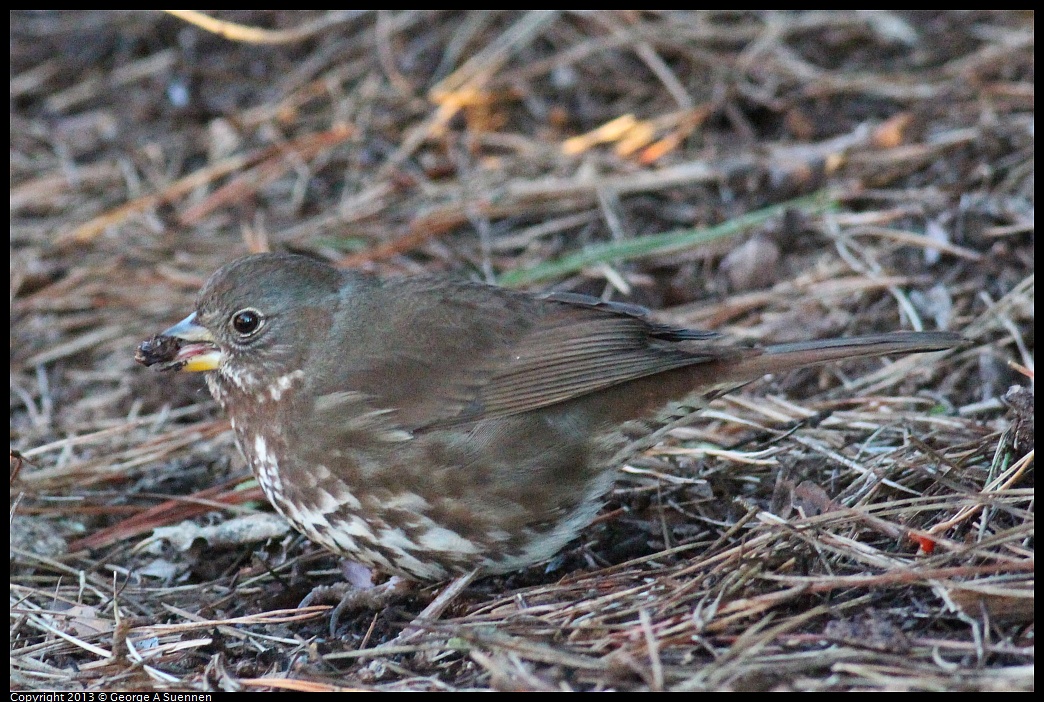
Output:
[138,252,962,582]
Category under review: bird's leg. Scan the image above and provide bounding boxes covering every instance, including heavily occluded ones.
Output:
[298,561,413,636]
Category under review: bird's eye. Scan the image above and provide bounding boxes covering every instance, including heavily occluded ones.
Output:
[230,309,263,336]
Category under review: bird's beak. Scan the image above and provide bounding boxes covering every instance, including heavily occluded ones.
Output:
[161,312,223,372]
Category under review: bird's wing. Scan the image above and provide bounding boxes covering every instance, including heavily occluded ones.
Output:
[316,278,744,431]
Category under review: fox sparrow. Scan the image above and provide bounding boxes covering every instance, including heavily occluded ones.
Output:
[139,253,961,581]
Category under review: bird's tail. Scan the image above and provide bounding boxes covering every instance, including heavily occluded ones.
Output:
[720,331,963,383]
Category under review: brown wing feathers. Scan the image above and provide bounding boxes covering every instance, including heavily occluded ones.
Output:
[393,283,962,431]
